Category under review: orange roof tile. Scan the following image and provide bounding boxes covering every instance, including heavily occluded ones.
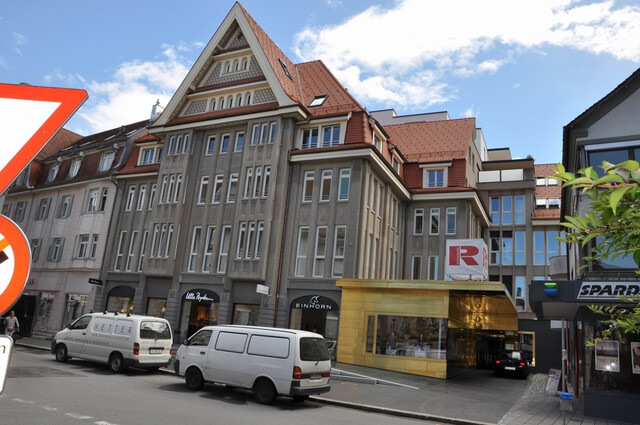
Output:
[35,128,83,161]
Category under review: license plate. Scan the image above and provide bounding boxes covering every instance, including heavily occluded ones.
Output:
[310,373,321,380]
[505,366,516,371]
[149,348,162,354]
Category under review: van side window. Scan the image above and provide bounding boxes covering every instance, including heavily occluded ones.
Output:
[300,337,330,361]
[215,331,248,353]
[247,335,290,359]
[70,316,92,330]
[189,330,212,346]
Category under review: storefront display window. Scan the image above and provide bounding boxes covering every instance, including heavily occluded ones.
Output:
[146,298,166,317]
[233,304,259,325]
[373,315,448,359]
[519,331,535,367]
[64,294,87,327]
[179,289,220,339]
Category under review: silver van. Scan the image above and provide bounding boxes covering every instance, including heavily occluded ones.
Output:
[175,325,331,404]
[51,312,173,373]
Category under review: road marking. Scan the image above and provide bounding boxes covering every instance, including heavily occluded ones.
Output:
[40,404,58,411]
[12,398,34,404]
[66,413,94,420]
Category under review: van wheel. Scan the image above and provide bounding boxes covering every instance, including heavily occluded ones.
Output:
[109,353,125,373]
[254,378,277,405]
[293,395,309,402]
[55,344,68,363]
[185,367,204,390]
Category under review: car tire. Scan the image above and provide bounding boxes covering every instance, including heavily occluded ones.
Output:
[109,353,125,373]
[185,367,204,390]
[254,378,277,405]
[55,344,68,363]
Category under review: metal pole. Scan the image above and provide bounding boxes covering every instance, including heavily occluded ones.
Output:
[561,319,567,425]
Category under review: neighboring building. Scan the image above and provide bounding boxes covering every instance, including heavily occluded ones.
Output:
[531,67,640,422]
[2,120,149,335]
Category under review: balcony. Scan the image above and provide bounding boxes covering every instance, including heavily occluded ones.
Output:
[478,169,524,183]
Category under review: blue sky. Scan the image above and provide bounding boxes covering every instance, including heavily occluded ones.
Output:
[2,0,639,165]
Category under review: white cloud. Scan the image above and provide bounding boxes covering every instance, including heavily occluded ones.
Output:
[463,106,476,118]
[47,43,196,134]
[294,0,640,110]
[12,32,27,46]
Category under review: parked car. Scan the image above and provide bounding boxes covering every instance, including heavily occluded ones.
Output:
[174,325,331,404]
[51,312,173,373]
[493,350,530,379]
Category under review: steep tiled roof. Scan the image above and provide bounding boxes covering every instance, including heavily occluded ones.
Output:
[35,128,83,161]
[385,118,476,163]
[117,145,159,176]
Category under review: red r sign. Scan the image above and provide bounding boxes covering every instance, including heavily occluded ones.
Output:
[449,245,479,266]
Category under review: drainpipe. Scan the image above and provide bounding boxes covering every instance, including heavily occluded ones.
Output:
[273,134,294,327]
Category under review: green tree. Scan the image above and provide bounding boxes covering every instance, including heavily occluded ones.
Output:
[552,160,640,341]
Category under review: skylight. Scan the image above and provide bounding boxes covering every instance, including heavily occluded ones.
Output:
[278,58,293,80]
[309,95,328,107]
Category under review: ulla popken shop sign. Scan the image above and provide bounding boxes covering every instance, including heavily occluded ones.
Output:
[577,282,640,301]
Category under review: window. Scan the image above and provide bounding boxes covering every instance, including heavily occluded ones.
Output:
[236,223,247,259]
[260,123,268,144]
[515,276,526,310]
[430,208,440,235]
[76,234,90,259]
[114,231,126,270]
[446,207,456,235]
[86,189,100,212]
[244,168,253,199]
[31,239,41,262]
[490,196,500,224]
[255,222,264,259]
[175,175,183,204]
[302,171,314,202]
[502,196,513,225]
[373,315,448,359]
[313,227,327,277]
[35,198,51,220]
[332,226,346,277]
[125,186,136,211]
[246,222,255,259]
[68,158,82,177]
[202,226,216,272]
[136,185,147,211]
[159,176,168,203]
[165,225,174,258]
[1,203,10,217]
[90,235,99,259]
[182,135,190,154]
[373,133,382,151]
[148,184,156,210]
[295,227,309,277]
[412,256,422,280]
[188,227,201,272]
[175,135,183,154]
[262,167,270,197]
[167,136,175,155]
[157,225,167,257]
[234,132,244,152]
[167,175,175,203]
[217,226,231,273]
[226,173,238,203]
[213,175,224,203]
[301,128,318,149]
[251,124,260,145]
[47,163,60,182]
[392,157,400,173]
[206,136,216,155]
[320,170,332,201]
[309,95,328,107]
[198,176,209,204]
[13,201,27,222]
[269,122,277,143]
[126,231,137,271]
[140,148,156,165]
[150,224,160,258]
[338,169,350,201]
[47,237,65,262]
[414,209,424,235]
[98,151,115,171]
[220,134,230,154]
[515,231,526,265]
[138,231,148,272]
[253,168,262,198]
[514,195,525,224]
[428,256,438,280]
[424,168,446,188]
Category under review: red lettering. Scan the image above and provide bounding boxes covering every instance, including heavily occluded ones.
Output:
[449,245,479,266]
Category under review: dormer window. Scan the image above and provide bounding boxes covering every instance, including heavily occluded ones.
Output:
[98,151,116,172]
[299,123,343,150]
[68,158,82,178]
[309,95,328,107]
[421,163,450,188]
[47,163,60,182]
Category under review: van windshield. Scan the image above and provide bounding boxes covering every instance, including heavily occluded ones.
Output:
[140,321,172,340]
[300,337,330,361]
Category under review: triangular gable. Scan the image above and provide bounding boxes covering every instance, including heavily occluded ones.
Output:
[152,3,299,129]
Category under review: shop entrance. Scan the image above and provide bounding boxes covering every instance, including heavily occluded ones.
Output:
[476,332,505,369]
[289,295,339,340]
[179,289,220,339]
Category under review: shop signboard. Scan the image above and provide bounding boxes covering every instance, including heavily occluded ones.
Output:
[292,295,338,311]
[445,239,488,280]
[577,282,640,301]
[183,289,220,303]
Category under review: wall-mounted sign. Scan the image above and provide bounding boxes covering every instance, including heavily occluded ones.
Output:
[184,289,220,303]
[445,239,488,280]
[256,284,269,295]
[88,278,103,286]
[595,340,620,372]
[292,295,338,311]
[577,282,640,301]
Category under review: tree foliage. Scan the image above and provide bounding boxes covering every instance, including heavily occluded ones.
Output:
[552,160,640,341]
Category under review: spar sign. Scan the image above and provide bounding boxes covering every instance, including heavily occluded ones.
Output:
[445,239,488,280]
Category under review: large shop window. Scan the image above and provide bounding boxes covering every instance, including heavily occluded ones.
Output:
[371,315,448,359]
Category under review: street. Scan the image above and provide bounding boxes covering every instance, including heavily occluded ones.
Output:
[1,346,439,425]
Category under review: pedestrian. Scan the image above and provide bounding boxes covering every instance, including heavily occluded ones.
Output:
[4,310,20,338]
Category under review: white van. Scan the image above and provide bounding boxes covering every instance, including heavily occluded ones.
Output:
[175,325,331,404]
[51,312,173,373]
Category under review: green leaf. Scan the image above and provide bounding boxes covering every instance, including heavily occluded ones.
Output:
[593,174,623,186]
[581,232,599,247]
[614,160,640,173]
[610,185,632,214]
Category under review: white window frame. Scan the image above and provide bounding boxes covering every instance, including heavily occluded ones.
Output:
[213,174,224,203]
[236,222,247,259]
[412,256,422,280]
[430,208,440,235]
[262,167,270,197]
[226,173,238,203]
[98,151,115,172]
[150,224,160,258]
[198,176,209,205]
[332,226,346,278]
[136,185,147,211]
[428,256,438,280]
[446,207,456,235]
[414,208,424,235]
[320,170,332,202]
[217,226,231,273]
[244,168,253,199]
[246,222,255,259]
[90,235,99,259]
[338,169,350,201]
[76,234,90,259]
[188,227,201,272]
[302,171,314,203]
[255,222,264,259]
[148,184,157,210]
[138,230,148,272]
[114,231,126,271]
[220,134,230,154]
[125,186,136,211]
[313,226,327,278]
[174,175,183,204]
[295,227,309,277]
[234,132,244,152]
[253,167,263,198]
[202,226,216,272]
[125,231,137,271]
[165,224,174,258]
[206,136,216,155]
[421,164,449,188]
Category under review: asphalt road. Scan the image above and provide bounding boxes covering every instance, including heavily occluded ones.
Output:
[1,346,441,425]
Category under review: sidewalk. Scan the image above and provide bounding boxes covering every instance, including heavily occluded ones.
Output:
[14,337,635,425]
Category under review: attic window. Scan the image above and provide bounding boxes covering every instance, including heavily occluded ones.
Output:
[309,95,328,107]
[278,58,293,80]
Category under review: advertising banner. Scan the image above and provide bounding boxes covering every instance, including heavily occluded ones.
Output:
[445,239,488,280]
